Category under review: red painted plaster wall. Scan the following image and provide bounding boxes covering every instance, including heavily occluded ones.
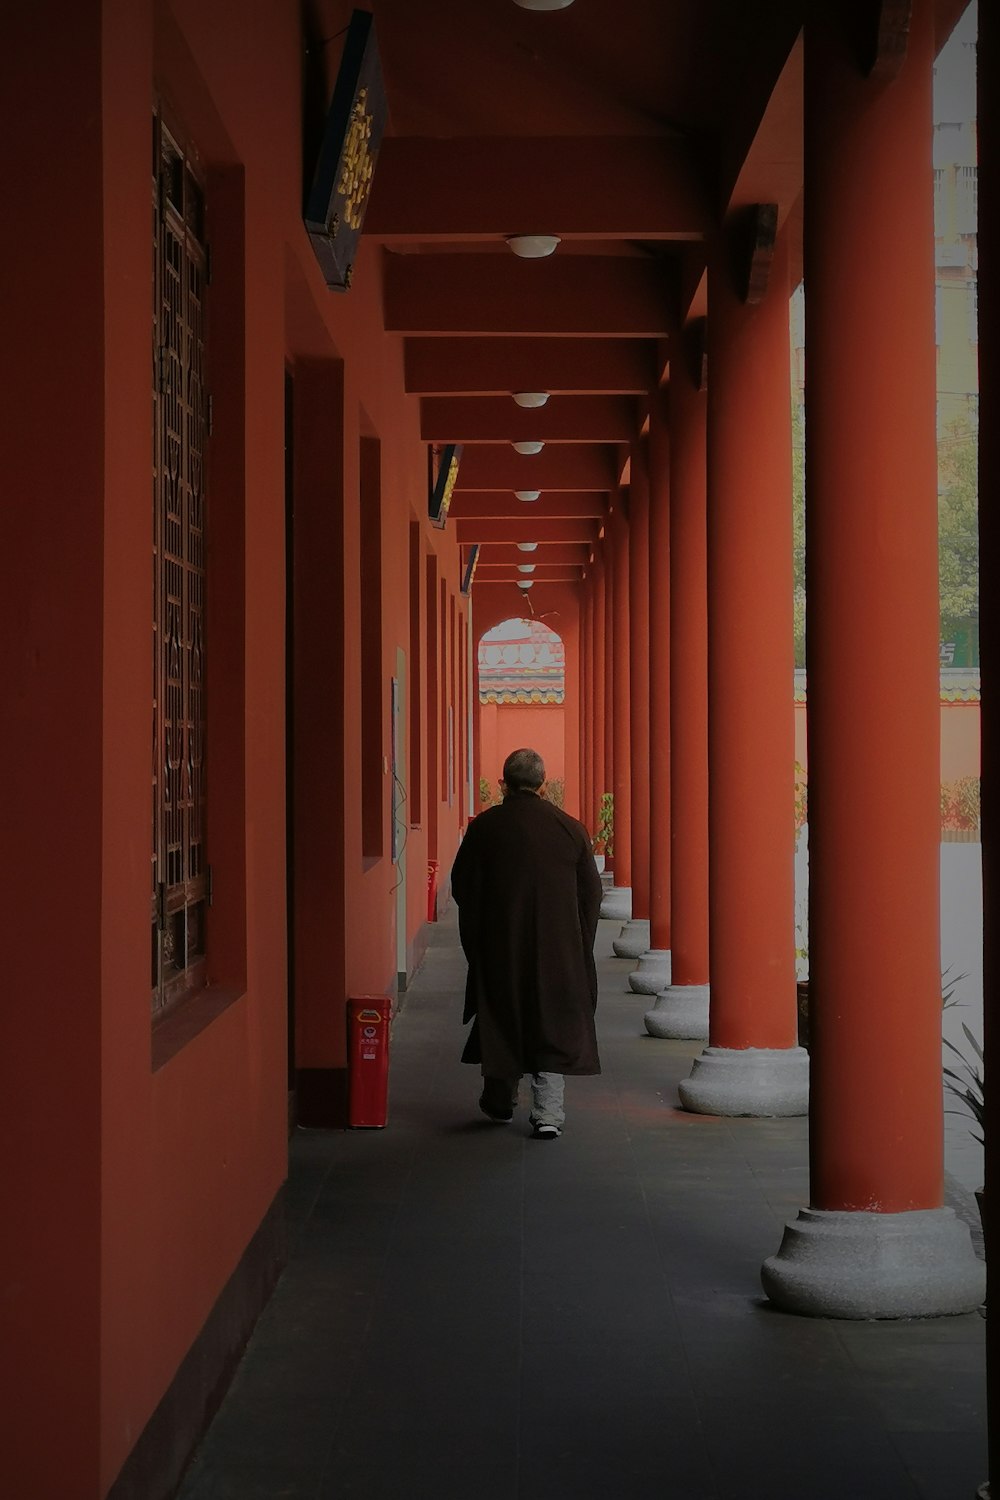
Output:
[4,2,470,1493]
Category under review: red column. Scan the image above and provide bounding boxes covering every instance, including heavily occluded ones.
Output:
[603,534,615,869]
[628,450,651,918]
[678,224,805,1117]
[610,498,632,892]
[592,554,607,833]
[579,586,589,828]
[980,0,1000,1475]
[803,0,941,1210]
[668,338,710,985]
[763,0,982,1322]
[646,391,671,952]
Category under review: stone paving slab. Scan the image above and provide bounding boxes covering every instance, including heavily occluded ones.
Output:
[178,914,987,1500]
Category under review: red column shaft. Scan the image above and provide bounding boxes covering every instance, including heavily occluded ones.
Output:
[647,391,671,950]
[707,229,796,1051]
[628,450,651,918]
[580,586,590,827]
[978,0,1000,1478]
[592,555,607,832]
[603,535,615,867]
[669,344,709,985]
[611,498,632,888]
[805,2,942,1211]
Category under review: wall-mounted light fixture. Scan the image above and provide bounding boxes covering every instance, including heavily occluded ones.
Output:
[513,0,575,8]
[517,542,539,552]
[505,234,560,258]
[517,579,535,590]
[512,391,549,408]
[512,440,544,455]
[514,490,541,502]
[517,564,537,574]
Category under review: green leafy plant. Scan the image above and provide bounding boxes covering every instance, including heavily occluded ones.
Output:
[593,791,614,856]
[943,1023,984,1147]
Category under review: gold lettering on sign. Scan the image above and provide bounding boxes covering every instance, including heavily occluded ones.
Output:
[337,87,375,231]
[440,455,460,517]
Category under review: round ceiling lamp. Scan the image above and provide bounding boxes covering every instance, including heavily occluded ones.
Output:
[514,489,541,502]
[513,0,576,11]
[512,440,544,455]
[505,234,561,258]
[517,564,537,574]
[512,391,549,408]
[517,542,539,552]
[517,579,535,590]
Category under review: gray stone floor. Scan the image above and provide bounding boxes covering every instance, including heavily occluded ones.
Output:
[179,914,987,1500]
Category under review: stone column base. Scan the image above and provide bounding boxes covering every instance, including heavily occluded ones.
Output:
[644,984,710,1039]
[678,1046,808,1117]
[612,919,650,960]
[600,886,632,921]
[628,949,671,994]
[761,1206,986,1319]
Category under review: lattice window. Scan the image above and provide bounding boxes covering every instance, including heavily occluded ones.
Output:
[152,113,209,1014]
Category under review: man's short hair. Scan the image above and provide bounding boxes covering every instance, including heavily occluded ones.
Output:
[502,747,546,790]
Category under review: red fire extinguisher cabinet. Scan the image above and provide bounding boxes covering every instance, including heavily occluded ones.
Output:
[347,997,391,1128]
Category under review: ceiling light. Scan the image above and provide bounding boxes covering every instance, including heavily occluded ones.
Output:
[514,0,575,8]
[518,564,537,574]
[512,391,549,408]
[517,579,535,590]
[514,490,541,502]
[505,235,561,259]
[517,542,538,552]
[512,440,544,455]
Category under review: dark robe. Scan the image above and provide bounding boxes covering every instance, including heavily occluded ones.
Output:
[450,790,604,1078]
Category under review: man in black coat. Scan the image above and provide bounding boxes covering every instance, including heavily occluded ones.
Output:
[450,747,604,1139]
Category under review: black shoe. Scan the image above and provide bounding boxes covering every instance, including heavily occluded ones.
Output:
[531,1122,562,1140]
[479,1093,513,1124]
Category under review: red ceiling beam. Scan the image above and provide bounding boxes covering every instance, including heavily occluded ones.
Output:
[404,337,658,395]
[476,565,582,582]
[451,492,606,520]
[383,254,677,337]
[476,543,590,566]
[364,137,709,241]
[455,444,617,491]
[421,395,638,444]
[456,519,599,545]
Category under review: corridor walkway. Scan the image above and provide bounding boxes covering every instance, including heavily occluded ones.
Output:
[179,916,987,1500]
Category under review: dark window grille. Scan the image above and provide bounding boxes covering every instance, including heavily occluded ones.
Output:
[152,114,209,1014]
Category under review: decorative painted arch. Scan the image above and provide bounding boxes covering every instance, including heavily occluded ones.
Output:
[478,617,565,705]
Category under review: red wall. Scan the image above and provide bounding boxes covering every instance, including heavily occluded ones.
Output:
[479,702,568,801]
[2,2,471,1494]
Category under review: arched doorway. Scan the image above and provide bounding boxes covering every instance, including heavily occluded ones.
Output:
[477,617,566,809]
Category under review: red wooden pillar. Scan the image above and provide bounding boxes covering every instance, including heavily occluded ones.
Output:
[608,498,632,905]
[763,0,983,1319]
[645,331,710,1036]
[603,533,615,870]
[678,226,806,1117]
[627,450,651,920]
[592,553,607,834]
[980,0,1000,1479]
[580,584,591,830]
[630,389,672,992]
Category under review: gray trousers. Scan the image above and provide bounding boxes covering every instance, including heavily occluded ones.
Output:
[485,1072,565,1126]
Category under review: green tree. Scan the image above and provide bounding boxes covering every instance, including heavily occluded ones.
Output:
[938,413,979,659]
[792,401,806,668]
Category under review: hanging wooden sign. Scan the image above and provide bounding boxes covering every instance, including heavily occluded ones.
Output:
[304,9,387,292]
